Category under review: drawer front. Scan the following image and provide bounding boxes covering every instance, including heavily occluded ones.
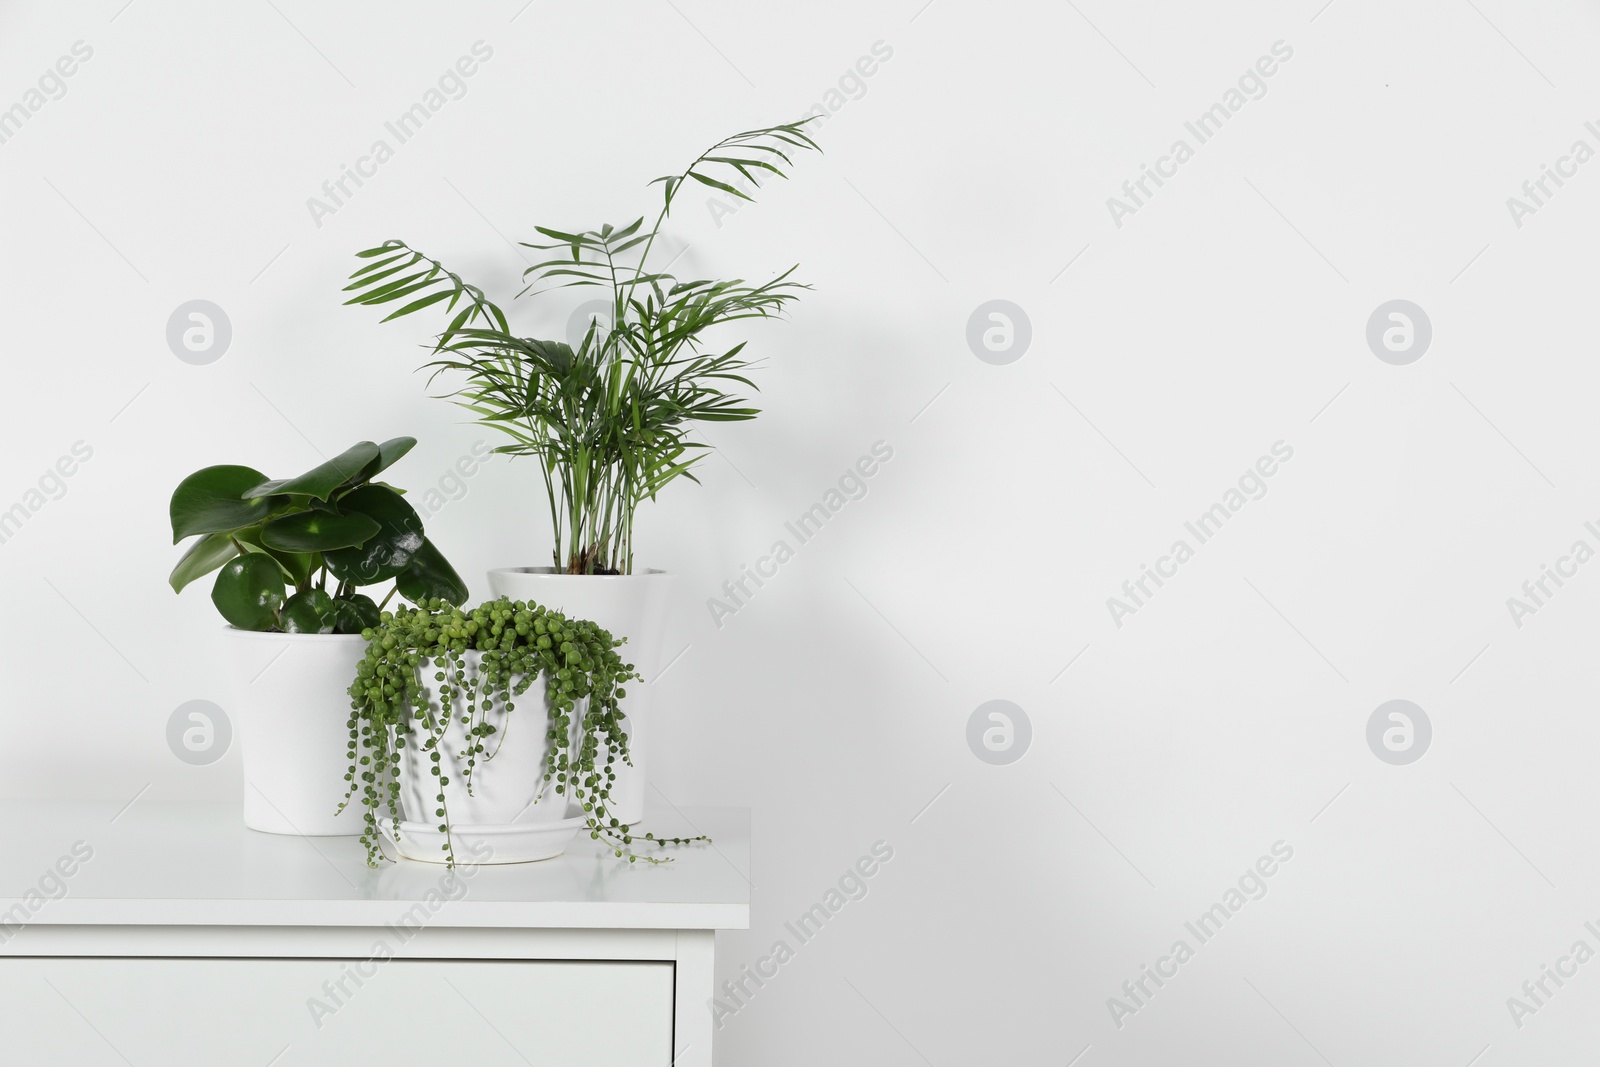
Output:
[0,957,674,1065]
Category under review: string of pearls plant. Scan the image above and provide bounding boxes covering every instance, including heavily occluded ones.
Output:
[342,596,704,867]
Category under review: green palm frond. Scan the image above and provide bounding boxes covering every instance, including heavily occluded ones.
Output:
[344,241,508,349]
[650,118,821,216]
[347,119,821,574]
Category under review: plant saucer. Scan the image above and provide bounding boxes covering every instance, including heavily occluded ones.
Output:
[379,815,586,865]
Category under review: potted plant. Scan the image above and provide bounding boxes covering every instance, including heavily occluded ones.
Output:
[345,597,703,867]
[168,437,468,835]
[345,119,821,821]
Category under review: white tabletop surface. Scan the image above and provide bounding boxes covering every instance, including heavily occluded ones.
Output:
[0,801,749,930]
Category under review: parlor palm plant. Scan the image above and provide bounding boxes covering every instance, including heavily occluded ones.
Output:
[346,119,820,574]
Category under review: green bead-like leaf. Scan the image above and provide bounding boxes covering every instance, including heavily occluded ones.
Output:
[170,465,286,542]
[210,554,286,631]
[242,442,380,501]
[324,484,424,586]
[168,531,239,593]
[281,589,336,634]
[394,538,469,606]
[259,510,380,553]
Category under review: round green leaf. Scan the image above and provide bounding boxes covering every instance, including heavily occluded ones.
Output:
[259,510,381,553]
[169,532,239,593]
[324,485,424,586]
[329,594,381,634]
[238,478,291,497]
[242,442,380,501]
[281,589,336,634]
[346,436,417,489]
[395,538,469,606]
[234,527,316,587]
[170,465,286,542]
[210,554,286,631]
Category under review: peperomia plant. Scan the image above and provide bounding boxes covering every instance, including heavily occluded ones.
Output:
[345,119,821,576]
[344,596,704,867]
[169,438,469,633]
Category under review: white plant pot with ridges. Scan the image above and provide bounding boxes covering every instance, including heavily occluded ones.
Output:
[397,650,574,828]
[222,629,367,836]
[387,650,583,865]
[486,568,672,824]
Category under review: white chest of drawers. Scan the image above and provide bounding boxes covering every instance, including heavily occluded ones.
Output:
[0,801,747,1066]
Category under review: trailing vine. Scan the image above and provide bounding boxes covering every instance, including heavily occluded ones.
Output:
[342,596,705,867]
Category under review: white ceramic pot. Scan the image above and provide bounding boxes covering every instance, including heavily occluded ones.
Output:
[396,650,572,827]
[485,568,672,824]
[221,629,368,836]
[389,649,583,865]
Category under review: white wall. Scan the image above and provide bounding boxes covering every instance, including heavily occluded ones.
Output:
[4,0,1600,1062]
